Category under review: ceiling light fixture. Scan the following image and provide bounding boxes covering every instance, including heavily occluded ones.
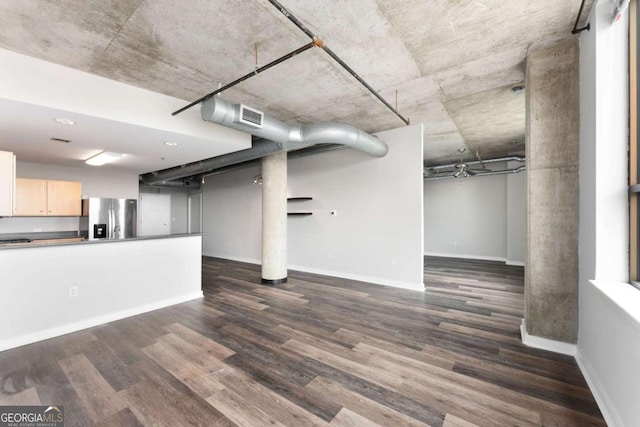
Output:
[85,151,123,166]
[54,118,76,125]
[164,141,179,147]
[50,137,71,143]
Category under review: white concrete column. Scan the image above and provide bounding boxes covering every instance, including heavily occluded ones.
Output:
[261,151,287,284]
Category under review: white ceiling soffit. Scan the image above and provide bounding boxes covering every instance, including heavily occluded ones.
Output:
[0,0,593,167]
[0,49,250,173]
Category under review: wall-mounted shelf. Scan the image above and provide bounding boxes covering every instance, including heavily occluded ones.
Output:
[288,197,313,216]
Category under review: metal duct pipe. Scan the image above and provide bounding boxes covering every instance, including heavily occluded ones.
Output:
[140,179,201,190]
[424,166,526,181]
[200,96,388,157]
[141,97,387,185]
[427,156,525,171]
[140,138,283,185]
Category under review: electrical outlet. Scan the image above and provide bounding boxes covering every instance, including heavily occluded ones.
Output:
[68,286,78,298]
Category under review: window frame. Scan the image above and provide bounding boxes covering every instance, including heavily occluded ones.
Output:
[630,0,640,288]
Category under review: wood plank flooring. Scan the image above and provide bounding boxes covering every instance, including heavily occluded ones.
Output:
[0,256,605,426]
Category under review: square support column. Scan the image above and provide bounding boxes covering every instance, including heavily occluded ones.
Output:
[525,39,580,343]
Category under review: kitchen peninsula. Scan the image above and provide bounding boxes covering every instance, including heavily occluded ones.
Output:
[0,234,203,351]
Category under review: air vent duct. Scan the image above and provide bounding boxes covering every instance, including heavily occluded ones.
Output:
[237,104,264,128]
[140,96,388,186]
[200,96,388,157]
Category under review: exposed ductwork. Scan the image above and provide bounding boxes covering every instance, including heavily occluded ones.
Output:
[141,97,387,185]
[200,96,388,157]
[423,156,525,180]
[424,155,525,181]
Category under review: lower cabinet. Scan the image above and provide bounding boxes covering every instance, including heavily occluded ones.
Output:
[13,178,81,216]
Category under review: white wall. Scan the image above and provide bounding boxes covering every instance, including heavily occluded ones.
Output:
[423,167,526,264]
[507,165,526,265]
[577,2,640,427]
[0,236,203,351]
[202,124,424,291]
[202,165,263,262]
[0,161,139,234]
[287,125,424,290]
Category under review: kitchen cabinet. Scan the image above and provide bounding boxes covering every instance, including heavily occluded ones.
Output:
[0,151,15,216]
[13,178,81,216]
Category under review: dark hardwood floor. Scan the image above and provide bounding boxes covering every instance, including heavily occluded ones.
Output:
[0,256,605,426]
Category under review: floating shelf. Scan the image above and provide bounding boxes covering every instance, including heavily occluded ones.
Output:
[287,197,313,201]
[287,212,313,216]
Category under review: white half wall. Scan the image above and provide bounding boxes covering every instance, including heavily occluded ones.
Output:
[0,236,203,351]
[577,3,639,427]
[202,124,424,291]
[424,169,525,264]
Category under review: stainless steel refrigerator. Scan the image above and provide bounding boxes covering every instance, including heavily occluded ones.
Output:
[80,198,137,240]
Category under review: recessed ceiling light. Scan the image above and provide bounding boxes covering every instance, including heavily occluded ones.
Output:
[54,118,76,125]
[164,141,179,147]
[85,151,123,166]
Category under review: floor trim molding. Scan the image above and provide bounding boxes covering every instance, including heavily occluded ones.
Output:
[0,292,204,352]
[575,349,622,427]
[519,319,577,356]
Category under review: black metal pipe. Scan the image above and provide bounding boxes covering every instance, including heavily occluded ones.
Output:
[172,41,316,116]
[572,0,591,34]
[266,0,410,126]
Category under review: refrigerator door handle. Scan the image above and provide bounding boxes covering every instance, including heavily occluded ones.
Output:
[108,209,113,239]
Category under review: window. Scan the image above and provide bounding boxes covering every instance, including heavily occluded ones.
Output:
[631,0,640,284]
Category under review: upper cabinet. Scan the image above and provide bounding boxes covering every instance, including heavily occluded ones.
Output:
[0,151,16,216]
[46,180,82,216]
[13,178,81,216]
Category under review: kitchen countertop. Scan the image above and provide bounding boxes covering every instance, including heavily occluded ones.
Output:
[0,233,204,250]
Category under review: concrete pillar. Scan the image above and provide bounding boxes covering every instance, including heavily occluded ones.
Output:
[525,39,580,343]
[261,151,287,284]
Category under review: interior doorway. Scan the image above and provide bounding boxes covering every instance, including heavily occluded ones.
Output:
[139,192,171,236]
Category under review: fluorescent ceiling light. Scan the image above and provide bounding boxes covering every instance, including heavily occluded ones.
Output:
[85,151,122,166]
[164,141,179,147]
[54,118,76,125]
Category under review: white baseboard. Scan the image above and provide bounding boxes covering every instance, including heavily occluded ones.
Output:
[203,255,424,292]
[203,253,260,265]
[423,252,507,263]
[288,263,425,292]
[519,319,577,356]
[575,349,622,427]
[506,260,525,266]
[0,292,204,353]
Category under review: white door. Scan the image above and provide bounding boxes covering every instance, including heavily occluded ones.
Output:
[139,193,171,236]
[188,193,202,234]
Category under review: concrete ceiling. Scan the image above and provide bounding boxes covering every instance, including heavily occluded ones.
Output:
[0,0,593,167]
